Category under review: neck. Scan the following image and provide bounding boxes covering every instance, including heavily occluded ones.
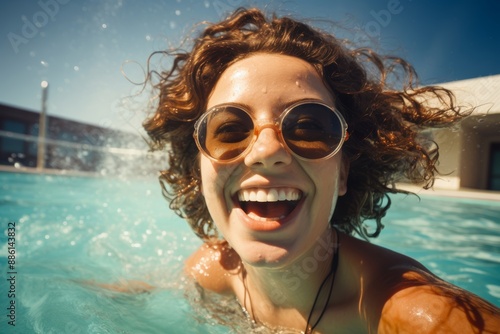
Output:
[241,228,338,315]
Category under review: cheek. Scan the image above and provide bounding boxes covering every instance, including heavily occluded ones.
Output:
[200,158,220,196]
[338,156,349,196]
[310,159,343,219]
[313,159,342,190]
[322,166,341,201]
[200,157,236,205]
[325,167,342,222]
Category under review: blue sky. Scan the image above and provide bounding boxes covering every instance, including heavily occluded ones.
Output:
[1,0,499,133]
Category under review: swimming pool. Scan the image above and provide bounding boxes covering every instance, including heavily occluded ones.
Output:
[1,172,499,333]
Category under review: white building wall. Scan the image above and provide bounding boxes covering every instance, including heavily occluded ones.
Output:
[433,74,500,190]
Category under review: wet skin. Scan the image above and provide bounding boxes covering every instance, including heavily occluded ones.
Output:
[186,53,500,333]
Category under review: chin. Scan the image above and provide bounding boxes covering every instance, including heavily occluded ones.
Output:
[231,238,299,269]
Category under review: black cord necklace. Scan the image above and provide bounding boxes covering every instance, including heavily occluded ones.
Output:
[304,230,340,334]
[239,230,340,333]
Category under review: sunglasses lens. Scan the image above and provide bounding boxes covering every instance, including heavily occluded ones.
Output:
[282,103,344,160]
[197,106,254,161]
[196,102,345,162]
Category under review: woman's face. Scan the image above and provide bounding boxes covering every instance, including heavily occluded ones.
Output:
[200,53,348,268]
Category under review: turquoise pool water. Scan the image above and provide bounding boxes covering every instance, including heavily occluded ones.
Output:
[1,172,499,333]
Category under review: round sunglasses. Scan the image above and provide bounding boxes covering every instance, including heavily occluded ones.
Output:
[193,100,349,163]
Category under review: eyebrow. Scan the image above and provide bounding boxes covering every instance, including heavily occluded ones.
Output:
[209,98,334,114]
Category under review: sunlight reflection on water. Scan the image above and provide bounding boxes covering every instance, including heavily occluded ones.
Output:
[1,172,499,333]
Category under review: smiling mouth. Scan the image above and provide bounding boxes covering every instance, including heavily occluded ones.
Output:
[236,188,303,221]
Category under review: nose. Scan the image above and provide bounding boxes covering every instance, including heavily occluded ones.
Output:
[244,127,292,168]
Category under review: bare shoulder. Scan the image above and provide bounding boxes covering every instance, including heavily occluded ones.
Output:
[184,241,241,294]
[341,235,500,333]
[377,270,500,333]
[341,233,425,271]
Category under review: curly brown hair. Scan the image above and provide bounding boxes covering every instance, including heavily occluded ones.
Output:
[143,8,467,240]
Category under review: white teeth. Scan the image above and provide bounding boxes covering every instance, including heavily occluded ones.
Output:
[238,188,301,202]
[268,189,278,201]
[256,189,267,202]
[249,190,257,201]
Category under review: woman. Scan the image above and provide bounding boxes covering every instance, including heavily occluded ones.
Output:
[143,7,500,333]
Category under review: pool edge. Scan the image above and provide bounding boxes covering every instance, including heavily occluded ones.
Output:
[397,183,500,202]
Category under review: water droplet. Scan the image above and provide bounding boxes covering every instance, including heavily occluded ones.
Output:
[73,65,79,71]
[101,23,107,29]
[295,80,301,87]
[175,10,181,16]
[261,87,267,94]
[40,60,48,67]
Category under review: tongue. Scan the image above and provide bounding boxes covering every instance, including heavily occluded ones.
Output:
[243,201,296,219]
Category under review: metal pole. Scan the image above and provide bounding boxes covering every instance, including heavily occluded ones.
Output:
[37,81,48,170]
